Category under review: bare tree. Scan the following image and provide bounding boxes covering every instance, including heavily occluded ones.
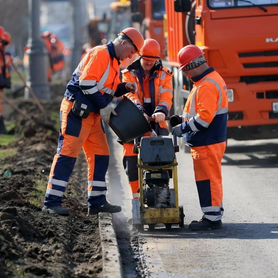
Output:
[0,0,29,57]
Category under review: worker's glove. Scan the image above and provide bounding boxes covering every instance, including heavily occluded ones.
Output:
[152,112,166,123]
[170,115,183,127]
[125,82,137,93]
[171,124,184,137]
[100,102,117,123]
[72,99,90,118]
[114,82,137,97]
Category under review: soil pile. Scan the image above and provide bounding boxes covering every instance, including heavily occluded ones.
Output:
[0,99,102,277]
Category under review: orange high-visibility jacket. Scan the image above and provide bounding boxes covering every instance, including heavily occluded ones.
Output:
[0,50,12,89]
[65,43,122,112]
[50,37,65,73]
[182,68,228,146]
[122,59,173,129]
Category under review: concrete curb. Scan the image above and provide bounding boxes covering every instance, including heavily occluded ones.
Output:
[99,212,122,278]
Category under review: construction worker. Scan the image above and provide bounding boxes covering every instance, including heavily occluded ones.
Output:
[49,34,65,73]
[0,27,13,134]
[170,45,228,231]
[121,39,173,221]
[42,27,144,216]
[41,31,65,82]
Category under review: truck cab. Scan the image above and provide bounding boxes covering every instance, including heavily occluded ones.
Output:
[168,0,278,139]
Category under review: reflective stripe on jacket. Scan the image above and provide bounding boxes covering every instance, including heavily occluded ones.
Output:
[65,43,121,113]
[122,59,173,129]
[183,70,228,147]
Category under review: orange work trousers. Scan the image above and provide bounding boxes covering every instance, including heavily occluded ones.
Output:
[123,143,139,199]
[44,98,110,208]
[191,141,226,221]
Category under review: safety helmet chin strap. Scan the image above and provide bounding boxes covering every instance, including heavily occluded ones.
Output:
[183,56,207,71]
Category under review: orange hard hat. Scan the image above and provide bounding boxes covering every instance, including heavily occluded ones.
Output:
[0,26,4,38]
[178,44,205,71]
[141,39,160,60]
[0,27,5,46]
[42,31,51,38]
[120,27,144,52]
[2,31,12,45]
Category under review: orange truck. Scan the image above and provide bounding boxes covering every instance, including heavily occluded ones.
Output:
[130,0,167,59]
[108,0,167,58]
[165,0,278,139]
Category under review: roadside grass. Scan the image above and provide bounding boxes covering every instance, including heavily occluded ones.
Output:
[11,71,26,87]
[51,111,60,131]
[29,178,46,208]
[0,134,17,146]
[0,135,17,159]
[0,148,17,160]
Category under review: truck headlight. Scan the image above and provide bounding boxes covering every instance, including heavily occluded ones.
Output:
[227,89,234,103]
[272,102,278,113]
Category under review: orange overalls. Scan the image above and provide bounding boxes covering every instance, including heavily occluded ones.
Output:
[182,68,228,221]
[44,43,122,209]
[0,47,12,134]
[49,36,65,73]
[121,59,173,198]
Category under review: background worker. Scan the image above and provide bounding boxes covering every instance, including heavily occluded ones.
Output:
[0,27,13,134]
[42,27,144,216]
[41,31,65,82]
[170,44,228,231]
[121,39,173,221]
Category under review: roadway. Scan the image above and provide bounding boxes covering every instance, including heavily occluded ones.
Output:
[107,133,278,278]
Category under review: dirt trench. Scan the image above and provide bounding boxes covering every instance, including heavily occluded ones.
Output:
[0,99,102,277]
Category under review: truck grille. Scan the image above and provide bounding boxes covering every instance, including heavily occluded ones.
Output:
[228,112,243,121]
[243,62,278,68]
[239,50,278,57]
[240,75,278,84]
[238,50,278,83]
[256,90,278,99]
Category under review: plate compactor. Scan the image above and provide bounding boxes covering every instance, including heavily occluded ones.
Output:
[133,136,184,231]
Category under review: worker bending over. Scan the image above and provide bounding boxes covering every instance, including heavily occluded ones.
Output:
[42,27,144,216]
[121,39,173,221]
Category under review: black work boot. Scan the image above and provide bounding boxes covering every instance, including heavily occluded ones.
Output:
[88,201,121,215]
[189,217,222,231]
[42,206,70,216]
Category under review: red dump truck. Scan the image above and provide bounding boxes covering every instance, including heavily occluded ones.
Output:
[165,0,278,139]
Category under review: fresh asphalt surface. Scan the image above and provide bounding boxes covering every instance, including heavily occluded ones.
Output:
[107,133,278,278]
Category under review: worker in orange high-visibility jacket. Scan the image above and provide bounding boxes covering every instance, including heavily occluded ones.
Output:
[42,27,144,216]
[48,34,65,73]
[121,39,173,222]
[170,44,228,231]
[41,31,65,82]
[0,28,13,134]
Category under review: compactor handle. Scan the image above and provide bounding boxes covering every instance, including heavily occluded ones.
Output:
[165,116,180,152]
[173,134,179,152]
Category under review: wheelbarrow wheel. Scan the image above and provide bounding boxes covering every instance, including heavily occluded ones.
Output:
[165,223,172,230]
